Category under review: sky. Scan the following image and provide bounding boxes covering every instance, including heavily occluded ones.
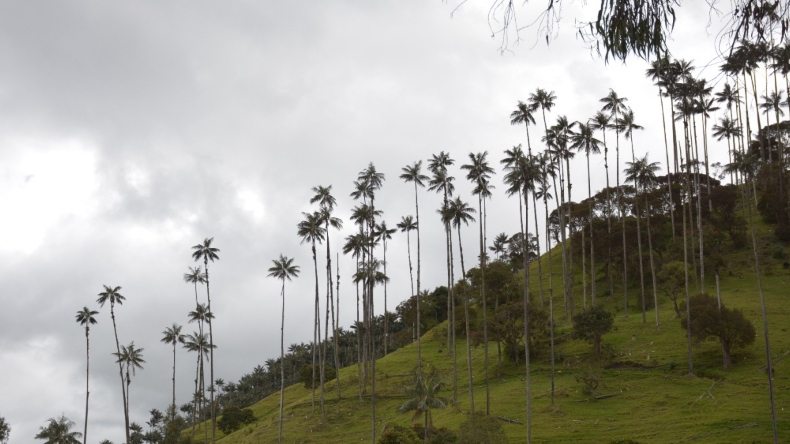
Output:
[0,1,743,442]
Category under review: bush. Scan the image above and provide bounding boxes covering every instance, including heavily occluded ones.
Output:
[571,306,615,358]
[412,424,458,444]
[378,424,420,444]
[458,413,508,444]
[297,364,337,389]
[217,405,255,435]
[680,293,755,368]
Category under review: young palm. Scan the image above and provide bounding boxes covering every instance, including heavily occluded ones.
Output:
[397,368,448,444]
[268,255,300,444]
[400,162,429,372]
[190,237,220,441]
[374,220,397,355]
[113,342,145,421]
[75,307,98,444]
[489,233,509,261]
[161,323,186,417]
[96,285,130,444]
[298,210,326,417]
[35,415,82,444]
[625,155,661,328]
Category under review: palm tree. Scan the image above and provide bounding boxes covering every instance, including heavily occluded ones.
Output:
[182,331,212,442]
[489,232,509,260]
[311,185,344,400]
[461,151,495,414]
[400,161,429,373]
[428,152,456,360]
[510,101,538,155]
[445,195,477,408]
[397,368,448,444]
[375,220,397,355]
[590,110,615,299]
[646,57,677,237]
[191,237,220,441]
[96,285,129,444]
[570,122,601,307]
[625,155,662,328]
[161,323,185,417]
[298,210,326,417]
[183,266,206,307]
[268,255,300,444]
[113,342,145,422]
[601,89,630,316]
[75,307,98,444]
[618,109,648,322]
[35,415,82,444]
[343,228,369,399]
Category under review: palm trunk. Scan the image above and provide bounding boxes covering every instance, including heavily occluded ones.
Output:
[659,87,677,239]
[334,254,342,399]
[110,304,130,444]
[533,194,545,308]
[414,182,423,376]
[278,283,286,444]
[456,225,474,414]
[631,138,647,323]
[203,259,216,442]
[522,187,532,443]
[587,152,596,306]
[83,327,89,444]
[478,193,490,415]
[645,194,660,328]
[172,340,177,417]
[747,174,779,443]
[311,243,319,414]
[544,195,556,406]
[383,236,389,356]
[617,122,628,318]
[449,227,458,405]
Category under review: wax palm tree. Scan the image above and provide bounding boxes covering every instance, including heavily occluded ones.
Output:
[601,89,630,316]
[712,116,743,184]
[35,415,82,444]
[161,323,185,417]
[590,111,615,298]
[96,285,130,444]
[344,228,369,400]
[75,307,98,444]
[725,152,779,442]
[570,122,601,307]
[187,302,213,426]
[400,162,429,373]
[510,101,538,154]
[445,195,477,408]
[268,255,300,444]
[183,266,206,308]
[298,210,326,417]
[182,331,212,442]
[397,368,448,444]
[618,109,648,322]
[625,155,661,328]
[191,237,220,441]
[372,220,395,355]
[113,342,145,421]
[489,233,509,260]
[646,57,677,236]
[461,151,495,414]
[311,185,344,400]
[428,152,456,360]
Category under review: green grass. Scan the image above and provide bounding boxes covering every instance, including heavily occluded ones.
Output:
[200,222,790,443]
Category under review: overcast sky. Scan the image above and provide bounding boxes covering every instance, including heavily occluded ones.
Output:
[0,1,742,442]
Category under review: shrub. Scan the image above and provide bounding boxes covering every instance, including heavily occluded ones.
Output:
[217,405,255,435]
[378,424,420,444]
[458,413,508,444]
[571,306,615,358]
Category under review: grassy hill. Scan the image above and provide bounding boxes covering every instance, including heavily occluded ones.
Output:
[195,222,790,444]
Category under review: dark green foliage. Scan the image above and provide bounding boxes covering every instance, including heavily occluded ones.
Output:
[680,294,756,367]
[571,306,615,358]
[0,414,8,444]
[34,416,81,444]
[160,415,189,444]
[457,413,508,444]
[297,364,336,389]
[217,405,256,434]
[488,301,549,363]
[378,425,420,444]
[411,425,458,444]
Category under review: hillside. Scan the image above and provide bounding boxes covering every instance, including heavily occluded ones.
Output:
[194,222,790,444]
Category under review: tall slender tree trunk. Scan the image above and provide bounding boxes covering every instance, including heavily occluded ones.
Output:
[203,259,217,442]
[110,304,130,444]
[172,340,177,418]
[414,182,423,376]
[631,139,647,323]
[532,194,546,308]
[278,283,286,444]
[311,242,319,414]
[587,153,596,306]
[747,174,780,443]
[645,194,660,328]
[478,193,491,415]
[456,225,474,415]
[522,187,532,443]
[334,254,342,399]
[449,227,458,405]
[83,327,90,444]
[544,195,557,406]
[659,88,677,239]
